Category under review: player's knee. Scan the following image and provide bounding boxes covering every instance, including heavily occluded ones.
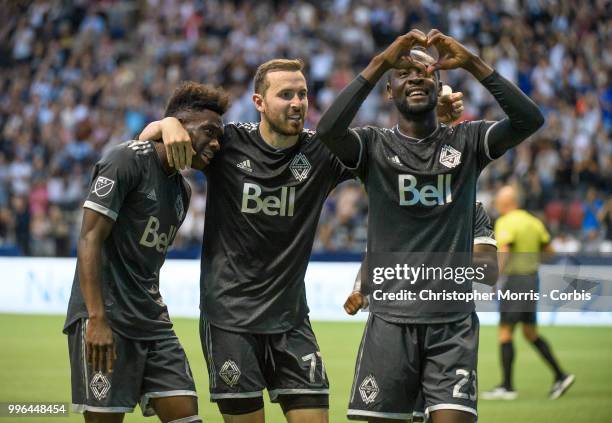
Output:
[498,325,514,342]
[277,394,329,415]
[217,397,264,415]
[167,416,202,423]
[522,325,538,342]
[499,331,513,343]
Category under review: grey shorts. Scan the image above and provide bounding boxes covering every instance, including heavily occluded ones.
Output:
[200,315,329,403]
[348,312,479,421]
[67,318,196,416]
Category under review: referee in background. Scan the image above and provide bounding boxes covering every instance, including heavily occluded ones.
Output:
[482,185,575,400]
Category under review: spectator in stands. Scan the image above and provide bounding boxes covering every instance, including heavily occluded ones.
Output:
[12,195,30,256]
[594,197,612,253]
[582,188,604,236]
[0,0,609,256]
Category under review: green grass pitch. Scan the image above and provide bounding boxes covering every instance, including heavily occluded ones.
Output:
[2,314,611,422]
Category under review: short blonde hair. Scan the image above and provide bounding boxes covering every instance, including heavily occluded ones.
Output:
[253,58,305,95]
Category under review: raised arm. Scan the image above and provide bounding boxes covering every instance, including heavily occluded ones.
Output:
[427,29,545,158]
[78,209,116,373]
[317,30,429,167]
[318,30,465,166]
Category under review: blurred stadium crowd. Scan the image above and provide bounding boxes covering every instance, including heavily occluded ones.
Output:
[0,0,610,257]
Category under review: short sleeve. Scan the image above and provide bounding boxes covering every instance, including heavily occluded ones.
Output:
[494,217,515,248]
[83,145,142,221]
[538,220,551,245]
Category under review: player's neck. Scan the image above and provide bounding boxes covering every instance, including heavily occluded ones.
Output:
[153,142,176,175]
[397,113,438,140]
[259,120,299,149]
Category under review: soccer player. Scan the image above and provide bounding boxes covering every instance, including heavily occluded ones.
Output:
[139,59,463,423]
[63,82,228,423]
[345,202,498,423]
[316,28,544,422]
[482,185,574,400]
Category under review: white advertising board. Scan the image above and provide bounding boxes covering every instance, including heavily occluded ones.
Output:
[1,258,611,325]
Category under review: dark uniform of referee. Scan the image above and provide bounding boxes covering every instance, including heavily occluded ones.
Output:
[482,185,574,400]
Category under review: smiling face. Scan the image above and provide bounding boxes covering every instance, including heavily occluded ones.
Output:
[253,70,308,137]
[177,109,224,170]
[387,49,441,118]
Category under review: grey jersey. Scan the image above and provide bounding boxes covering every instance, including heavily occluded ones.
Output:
[64,140,191,340]
[201,123,353,333]
[354,121,495,323]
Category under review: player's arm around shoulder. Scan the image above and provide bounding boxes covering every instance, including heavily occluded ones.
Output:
[437,85,464,125]
[139,117,195,170]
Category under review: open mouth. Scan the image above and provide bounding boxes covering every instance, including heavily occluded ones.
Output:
[287,115,302,122]
[406,88,428,99]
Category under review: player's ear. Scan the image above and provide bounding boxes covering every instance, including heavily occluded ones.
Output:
[252,93,265,112]
[386,82,393,100]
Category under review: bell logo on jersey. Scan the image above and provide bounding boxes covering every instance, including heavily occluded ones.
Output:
[241,182,296,216]
[398,174,453,206]
[139,216,177,254]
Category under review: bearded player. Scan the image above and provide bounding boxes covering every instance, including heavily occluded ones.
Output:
[139,59,463,423]
[317,29,544,422]
[63,82,227,423]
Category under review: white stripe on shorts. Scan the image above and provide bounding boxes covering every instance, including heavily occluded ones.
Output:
[81,319,89,400]
[268,388,329,401]
[426,403,477,417]
[347,409,413,420]
[210,391,263,400]
[72,403,133,414]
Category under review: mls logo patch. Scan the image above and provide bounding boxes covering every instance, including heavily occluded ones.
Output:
[439,144,461,169]
[290,153,311,182]
[175,195,184,221]
[90,371,111,400]
[219,360,241,387]
[92,176,115,198]
[359,374,379,404]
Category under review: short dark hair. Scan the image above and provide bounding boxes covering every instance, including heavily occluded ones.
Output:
[164,81,229,117]
[253,58,304,95]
